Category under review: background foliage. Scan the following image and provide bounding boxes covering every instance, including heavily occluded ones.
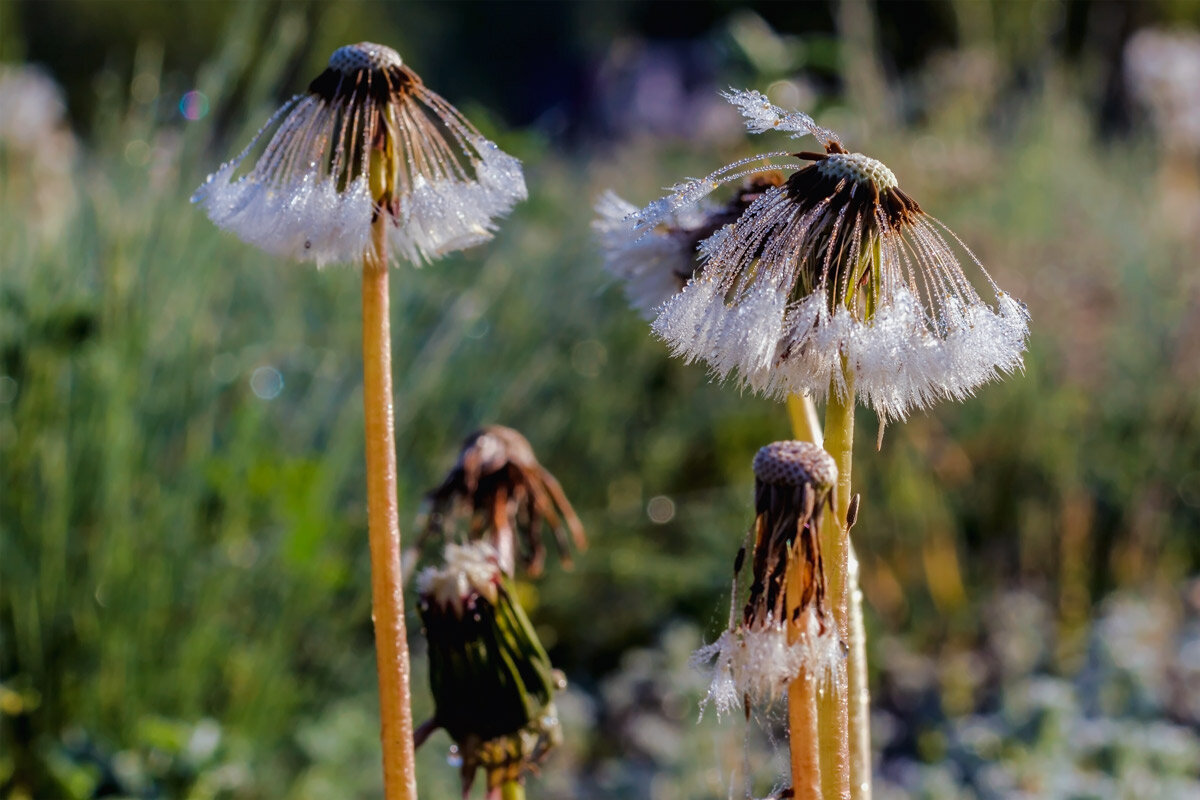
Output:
[3,1,1200,797]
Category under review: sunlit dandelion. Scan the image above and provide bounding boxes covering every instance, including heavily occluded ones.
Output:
[193,42,526,266]
[609,89,1029,424]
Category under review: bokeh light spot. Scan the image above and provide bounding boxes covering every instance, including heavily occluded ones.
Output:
[647,495,675,524]
[124,139,151,166]
[250,366,283,400]
[179,90,210,121]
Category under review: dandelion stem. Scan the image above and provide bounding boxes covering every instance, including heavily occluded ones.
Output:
[786,544,823,799]
[818,366,854,799]
[786,393,824,447]
[793,391,872,799]
[362,216,419,800]
[848,543,872,800]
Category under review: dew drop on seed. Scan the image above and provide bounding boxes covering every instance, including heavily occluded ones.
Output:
[447,745,462,767]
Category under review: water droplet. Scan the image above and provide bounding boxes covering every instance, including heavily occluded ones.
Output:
[446,745,462,767]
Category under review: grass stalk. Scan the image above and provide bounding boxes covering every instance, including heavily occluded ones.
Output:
[362,217,419,800]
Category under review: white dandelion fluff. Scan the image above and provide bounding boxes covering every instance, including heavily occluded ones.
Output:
[593,174,785,318]
[693,441,845,718]
[617,88,1030,423]
[193,42,527,266]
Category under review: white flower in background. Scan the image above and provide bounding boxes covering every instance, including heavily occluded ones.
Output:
[0,65,68,150]
[1126,29,1200,153]
[0,65,79,240]
[193,42,526,266]
[619,89,1029,423]
[693,441,843,717]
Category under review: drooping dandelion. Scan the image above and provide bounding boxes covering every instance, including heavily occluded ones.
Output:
[617,89,1029,425]
[193,43,527,800]
[422,425,586,577]
[194,42,526,266]
[416,542,563,798]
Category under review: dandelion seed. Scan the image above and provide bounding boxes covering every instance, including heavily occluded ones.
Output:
[694,441,844,717]
[422,426,586,577]
[613,88,1029,423]
[193,42,526,266]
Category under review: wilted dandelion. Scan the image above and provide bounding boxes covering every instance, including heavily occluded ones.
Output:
[422,425,586,577]
[612,89,1029,425]
[416,542,563,797]
[193,42,526,266]
[694,441,842,717]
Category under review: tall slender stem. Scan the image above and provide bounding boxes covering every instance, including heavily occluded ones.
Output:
[818,369,854,799]
[362,218,418,800]
[848,544,872,800]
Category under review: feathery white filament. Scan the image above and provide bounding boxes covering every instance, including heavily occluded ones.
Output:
[593,191,701,318]
[721,88,843,148]
[692,609,843,719]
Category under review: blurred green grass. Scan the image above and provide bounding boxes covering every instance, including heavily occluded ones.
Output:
[3,4,1200,799]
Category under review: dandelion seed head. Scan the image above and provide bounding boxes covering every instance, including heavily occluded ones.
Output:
[612,88,1030,422]
[818,152,898,190]
[752,440,837,491]
[193,42,525,267]
[328,42,402,73]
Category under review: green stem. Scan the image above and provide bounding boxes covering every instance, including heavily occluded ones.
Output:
[500,781,526,800]
[818,365,854,800]
[848,543,872,800]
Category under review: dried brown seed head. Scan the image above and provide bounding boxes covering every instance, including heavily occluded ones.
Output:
[752,440,837,490]
[816,151,898,189]
[328,42,403,73]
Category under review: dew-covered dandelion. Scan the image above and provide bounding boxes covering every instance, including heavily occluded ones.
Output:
[616,89,1029,424]
[415,542,563,795]
[423,426,586,577]
[693,440,844,718]
[193,42,526,266]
